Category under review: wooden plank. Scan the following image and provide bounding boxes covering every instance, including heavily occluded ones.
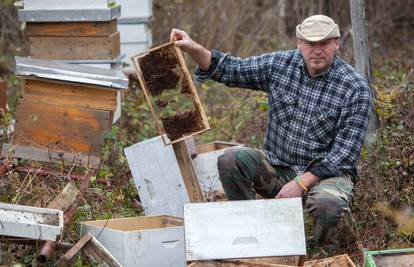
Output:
[26,20,117,37]
[47,182,79,211]
[124,136,191,217]
[2,143,101,169]
[241,256,303,266]
[304,254,356,267]
[24,79,117,102]
[188,260,295,267]
[14,98,111,155]
[29,32,120,60]
[184,198,306,261]
[0,80,7,112]
[173,140,205,203]
[131,42,210,144]
[196,141,243,154]
[0,202,63,242]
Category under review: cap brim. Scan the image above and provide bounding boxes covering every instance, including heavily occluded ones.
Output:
[296,24,339,42]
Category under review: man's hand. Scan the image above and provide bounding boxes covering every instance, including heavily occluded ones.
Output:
[169,28,212,71]
[275,179,303,199]
[275,172,320,199]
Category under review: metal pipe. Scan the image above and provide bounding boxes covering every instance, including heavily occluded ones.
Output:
[37,206,77,263]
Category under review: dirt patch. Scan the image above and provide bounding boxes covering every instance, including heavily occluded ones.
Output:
[138,45,181,96]
[161,110,204,140]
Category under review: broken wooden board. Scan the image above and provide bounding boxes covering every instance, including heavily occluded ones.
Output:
[47,182,79,211]
[193,141,243,194]
[124,136,191,217]
[79,215,186,267]
[26,20,117,37]
[29,32,120,60]
[304,254,356,267]
[55,232,121,267]
[364,248,414,267]
[0,202,63,242]
[132,42,210,144]
[184,198,306,261]
[188,260,297,267]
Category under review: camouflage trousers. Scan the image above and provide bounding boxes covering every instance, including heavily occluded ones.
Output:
[218,147,354,244]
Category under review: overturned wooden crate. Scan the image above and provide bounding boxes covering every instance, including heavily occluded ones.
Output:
[132,42,210,144]
[0,202,63,242]
[79,215,186,267]
[364,248,414,267]
[193,141,243,195]
[18,2,121,61]
[2,57,128,168]
[184,198,306,264]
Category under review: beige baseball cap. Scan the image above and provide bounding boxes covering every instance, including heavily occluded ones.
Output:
[296,15,340,42]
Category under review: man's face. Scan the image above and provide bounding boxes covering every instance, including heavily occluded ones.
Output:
[297,38,339,76]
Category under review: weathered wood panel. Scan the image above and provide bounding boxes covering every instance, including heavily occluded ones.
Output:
[23,79,117,111]
[14,98,111,155]
[2,143,101,168]
[184,198,306,261]
[26,20,117,37]
[304,254,356,267]
[29,32,120,60]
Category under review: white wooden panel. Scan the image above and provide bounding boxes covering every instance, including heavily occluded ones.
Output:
[119,23,151,43]
[23,0,114,10]
[184,198,306,261]
[124,136,190,217]
[193,145,242,194]
[117,0,152,19]
[79,216,185,267]
[0,202,63,241]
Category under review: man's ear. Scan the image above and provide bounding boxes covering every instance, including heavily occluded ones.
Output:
[334,38,340,51]
[297,38,302,50]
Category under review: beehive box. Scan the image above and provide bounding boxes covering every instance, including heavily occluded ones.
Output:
[364,248,414,267]
[132,42,210,144]
[22,0,115,10]
[79,215,186,267]
[0,202,63,242]
[193,141,243,195]
[184,198,306,261]
[2,57,128,168]
[124,135,191,217]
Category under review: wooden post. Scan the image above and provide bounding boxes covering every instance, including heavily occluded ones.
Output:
[0,80,7,113]
[173,140,205,203]
[350,0,380,147]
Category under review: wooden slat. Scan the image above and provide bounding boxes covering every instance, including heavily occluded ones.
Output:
[304,254,356,267]
[47,183,79,211]
[26,20,117,37]
[0,80,7,112]
[241,256,304,266]
[14,98,111,155]
[173,140,204,203]
[24,79,117,101]
[2,143,101,169]
[29,31,120,60]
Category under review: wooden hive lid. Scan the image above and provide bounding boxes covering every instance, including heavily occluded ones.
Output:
[15,56,128,90]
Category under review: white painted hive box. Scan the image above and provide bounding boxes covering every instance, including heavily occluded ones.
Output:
[184,198,306,261]
[193,141,243,194]
[124,136,190,218]
[79,215,185,267]
[0,202,63,242]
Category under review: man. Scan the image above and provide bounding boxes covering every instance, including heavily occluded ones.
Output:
[170,15,371,247]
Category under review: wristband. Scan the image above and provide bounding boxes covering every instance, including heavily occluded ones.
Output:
[295,176,308,192]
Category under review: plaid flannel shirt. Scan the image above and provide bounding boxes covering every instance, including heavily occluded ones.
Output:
[195,49,372,180]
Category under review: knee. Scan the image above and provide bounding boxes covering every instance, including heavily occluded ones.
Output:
[306,192,349,226]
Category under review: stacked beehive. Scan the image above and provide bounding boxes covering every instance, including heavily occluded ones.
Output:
[18,0,124,121]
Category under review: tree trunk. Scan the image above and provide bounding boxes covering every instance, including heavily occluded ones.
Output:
[350,0,380,147]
